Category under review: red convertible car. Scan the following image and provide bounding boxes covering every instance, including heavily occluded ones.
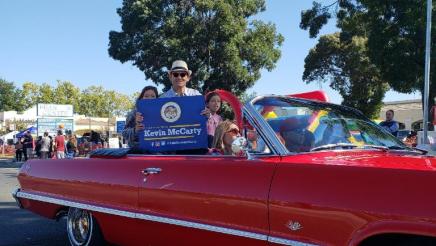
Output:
[12,92,436,246]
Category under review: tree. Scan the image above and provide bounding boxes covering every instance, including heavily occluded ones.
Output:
[110,91,134,117]
[108,0,283,95]
[0,79,25,112]
[303,33,388,118]
[53,80,81,112]
[78,86,107,117]
[301,1,436,120]
[77,86,134,117]
[39,83,56,103]
[21,82,41,107]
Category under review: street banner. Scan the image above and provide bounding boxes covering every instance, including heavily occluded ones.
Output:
[137,96,207,152]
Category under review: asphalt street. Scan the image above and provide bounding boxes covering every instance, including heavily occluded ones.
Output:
[0,158,68,246]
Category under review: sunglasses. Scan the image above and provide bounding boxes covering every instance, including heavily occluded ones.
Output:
[226,128,240,135]
[172,72,188,78]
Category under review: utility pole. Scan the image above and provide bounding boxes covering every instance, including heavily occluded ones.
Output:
[423,0,432,143]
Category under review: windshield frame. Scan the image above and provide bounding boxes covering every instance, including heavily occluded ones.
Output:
[247,95,409,155]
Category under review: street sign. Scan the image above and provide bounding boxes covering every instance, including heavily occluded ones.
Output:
[116,121,126,133]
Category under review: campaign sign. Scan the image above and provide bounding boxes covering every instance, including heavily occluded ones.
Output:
[137,96,207,152]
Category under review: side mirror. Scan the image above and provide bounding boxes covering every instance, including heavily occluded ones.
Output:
[231,137,248,156]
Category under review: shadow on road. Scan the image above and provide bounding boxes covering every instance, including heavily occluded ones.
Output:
[0,201,68,246]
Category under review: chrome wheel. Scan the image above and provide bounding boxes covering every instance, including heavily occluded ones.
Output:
[67,208,93,246]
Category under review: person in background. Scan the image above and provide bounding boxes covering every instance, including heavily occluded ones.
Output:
[54,130,66,159]
[118,136,123,148]
[83,137,91,155]
[122,85,159,147]
[40,132,51,159]
[205,92,223,148]
[210,120,241,155]
[35,136,42,158]
[404,130,418,147]
[22,131,33,161]
[15,138,23,162]
[48,135,54,158]
[66,134,77,158]
[379,109,399,137]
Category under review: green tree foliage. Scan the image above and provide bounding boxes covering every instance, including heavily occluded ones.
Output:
[79,86,110,117]
[108,0,283,95]
[0,79,25,111]
[21,82,41,107]
[1,79,133,118]
[301,1,436,119]
[39,83,56,103]
[103,90,133,117]
[303,33,388,118]
[77,86,133,117]
[20,81,81,112]
[300,1,389,118]
[53,80,81,111]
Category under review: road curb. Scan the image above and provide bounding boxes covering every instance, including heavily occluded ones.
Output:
[0,159,23,168]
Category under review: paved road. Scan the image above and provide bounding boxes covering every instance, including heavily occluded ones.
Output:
[0,158,68,246]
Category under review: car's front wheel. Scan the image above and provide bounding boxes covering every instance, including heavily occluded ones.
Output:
[67,207,105,246]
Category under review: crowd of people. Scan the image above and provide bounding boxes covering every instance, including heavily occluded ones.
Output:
[14,130,79,161]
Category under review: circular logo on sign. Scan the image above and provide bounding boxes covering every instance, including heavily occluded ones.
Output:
[161,102,181,123]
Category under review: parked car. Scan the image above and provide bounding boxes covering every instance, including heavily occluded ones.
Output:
[12,91,436,246]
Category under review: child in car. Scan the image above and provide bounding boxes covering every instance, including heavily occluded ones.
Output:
[206,92,223,148]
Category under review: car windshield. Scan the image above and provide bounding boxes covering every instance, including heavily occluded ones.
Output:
[253,96,408,153]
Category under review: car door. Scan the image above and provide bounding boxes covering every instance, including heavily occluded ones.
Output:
[268,156,371,246]
[135,154,278,246]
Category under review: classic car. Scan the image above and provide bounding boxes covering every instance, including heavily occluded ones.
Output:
[12,91,436,246]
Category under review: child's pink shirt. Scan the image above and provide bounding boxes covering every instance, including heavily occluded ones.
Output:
[207,113,222,136]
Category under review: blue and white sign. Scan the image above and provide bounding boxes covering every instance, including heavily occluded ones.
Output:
[116,121,126,133]
[37,118,74,136]
[137,96,207,152]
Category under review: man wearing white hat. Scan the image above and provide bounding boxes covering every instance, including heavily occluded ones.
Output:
[161,60,202,97]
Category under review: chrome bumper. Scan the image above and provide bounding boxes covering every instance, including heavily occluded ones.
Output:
[11,188,23,208]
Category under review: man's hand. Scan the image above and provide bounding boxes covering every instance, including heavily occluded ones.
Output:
[135,112,145,132]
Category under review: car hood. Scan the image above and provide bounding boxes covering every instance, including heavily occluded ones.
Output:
[281,150,436,171]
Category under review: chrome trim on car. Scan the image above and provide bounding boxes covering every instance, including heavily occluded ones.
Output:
[268,236,317,246]
[11,188,23,208]
[16,190,317,245]
[244,100,289,156]
[136,213,267,241]
[17,191,136,219]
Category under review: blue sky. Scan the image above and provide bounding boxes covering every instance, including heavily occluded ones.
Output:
[0,1,420,104]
